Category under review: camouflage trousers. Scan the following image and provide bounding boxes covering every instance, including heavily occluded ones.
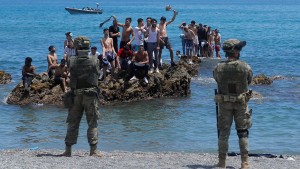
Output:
[218,102,252,155]
[65,91,100,146]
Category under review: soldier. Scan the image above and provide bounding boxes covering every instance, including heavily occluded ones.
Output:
[213,39,253,169]
[61,36,101,157]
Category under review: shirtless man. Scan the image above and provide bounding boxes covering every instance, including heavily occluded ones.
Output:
[214,29,221,58]
[54,59,68,93]
[188,20,199,56]
[100,28,117,80]
[180,25,195,64]
[22,57,37,93]
[158,10,178,67]
[47,46,58,79]
[131,45,149,84]
[112,16,135,50]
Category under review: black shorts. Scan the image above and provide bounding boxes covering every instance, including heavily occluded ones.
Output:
[54,76,62,84]
[120,40,131,50]
[159,37,172,49]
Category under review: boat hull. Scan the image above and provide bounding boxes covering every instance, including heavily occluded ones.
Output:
[65,7,103,14]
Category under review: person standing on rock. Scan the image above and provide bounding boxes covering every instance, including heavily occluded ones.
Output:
[145,18,160,73]
[158,10,178,67]
[47,46,58,79]
[112,16,135,50]
[61,36,101,157]
[213,39,253,169]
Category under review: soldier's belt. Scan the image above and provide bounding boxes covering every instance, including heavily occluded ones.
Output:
[74,88,98,95]
[214,94,245,103]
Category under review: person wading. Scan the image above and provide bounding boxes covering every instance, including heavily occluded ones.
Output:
[213,39,253,169]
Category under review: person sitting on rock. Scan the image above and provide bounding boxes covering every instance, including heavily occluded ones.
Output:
[116,45,133,77]
[128,45,149,84]
[54,59,68,93]
[22,57,37,93]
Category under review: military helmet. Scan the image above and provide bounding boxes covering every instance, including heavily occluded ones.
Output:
[222,39,246,53]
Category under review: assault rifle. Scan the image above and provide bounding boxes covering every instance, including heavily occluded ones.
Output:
[214,89,219,138]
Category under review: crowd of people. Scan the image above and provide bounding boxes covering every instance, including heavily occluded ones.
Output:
[22,11,222,93]
[178,21,221,63]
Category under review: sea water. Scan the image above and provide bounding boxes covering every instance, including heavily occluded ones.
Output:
[0,0,299,155]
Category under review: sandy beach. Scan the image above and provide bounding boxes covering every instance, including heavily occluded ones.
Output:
[0,149,299,169]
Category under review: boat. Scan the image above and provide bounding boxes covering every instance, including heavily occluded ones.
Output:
[65,3,103,14]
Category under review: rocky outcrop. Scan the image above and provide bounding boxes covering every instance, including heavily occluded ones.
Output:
[0,71,12,84]
[251,74,273,85]
[99,63,191,105]
[6,75,64,106]
[7,62,194,106]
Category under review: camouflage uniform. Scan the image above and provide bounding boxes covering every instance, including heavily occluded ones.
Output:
[65,54,100,144]
[213,39,253,168]
[63,37,101,156]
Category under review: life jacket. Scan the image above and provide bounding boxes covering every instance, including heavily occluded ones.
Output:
[74,36,90,50]
[69,51,99,89]
[214,60,251,95]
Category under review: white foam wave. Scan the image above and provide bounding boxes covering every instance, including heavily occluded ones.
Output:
[192,76,216,85]
[2,95,8,104]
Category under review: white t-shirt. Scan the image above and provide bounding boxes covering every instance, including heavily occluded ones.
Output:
[64,47,76,57]
[88,51,100,58]
[133,26,146,46]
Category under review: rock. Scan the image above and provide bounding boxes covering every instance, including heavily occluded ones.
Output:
[251,91,263,99]
[7,63,193,106]
[178,55,200,76]
[98,63,191,105]
[6,78,65,106]
[0,70,12,84]
[251,74,273,85]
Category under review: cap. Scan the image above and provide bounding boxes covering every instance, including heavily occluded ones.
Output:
[222,39,246,53]
[65,32,73,36]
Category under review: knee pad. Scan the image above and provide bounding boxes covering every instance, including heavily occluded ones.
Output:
[237,129,249,138]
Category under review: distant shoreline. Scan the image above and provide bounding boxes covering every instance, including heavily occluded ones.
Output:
[1,149,299,169]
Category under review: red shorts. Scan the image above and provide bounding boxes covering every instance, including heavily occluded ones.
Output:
[215,45,220,51]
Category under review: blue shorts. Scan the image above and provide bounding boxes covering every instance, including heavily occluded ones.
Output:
[186,39,194,50]
[105,51,115,62]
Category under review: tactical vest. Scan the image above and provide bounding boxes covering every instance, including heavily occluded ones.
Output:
[214,60,251,95]
[69,52,99,90]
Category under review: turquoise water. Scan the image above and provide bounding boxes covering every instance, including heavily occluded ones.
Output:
[0,0,299,154]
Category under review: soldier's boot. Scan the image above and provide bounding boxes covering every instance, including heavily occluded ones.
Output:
[217,139,228,168]
[90,144,103,157]
[217,153,226,168]
[239,136,249,169]
[60,145,72,157]
[241,154,249,169]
